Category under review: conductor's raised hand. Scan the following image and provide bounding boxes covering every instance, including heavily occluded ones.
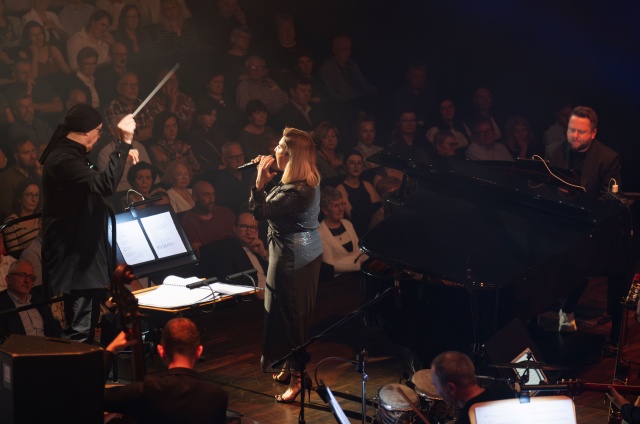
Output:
[117,114,137,145]
[128,148,139,165]
[255,155,277,191]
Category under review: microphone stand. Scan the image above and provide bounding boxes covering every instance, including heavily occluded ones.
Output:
[271,286,395,424]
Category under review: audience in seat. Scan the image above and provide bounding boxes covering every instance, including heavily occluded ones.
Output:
[94,42,129,107]
[58,0,95,37]
[67,46,101,108]
[213,141,253,214]
[432,130,459,157]
[392,64,436,127]
[504,115,540,159]
[148,111,200,177]
[18,21,71,80]
[180,180,235,256]
[208,0,248,51]
[113,4,153,64]
[200,211,268,296]
[0,3,23,50]
[152,0,203,59]
[21,0,67,43]
[275,76,321,132]
[8,93,53,152]
[542,102,572,146]
[465,117,513,162]
[147,67,197,132]
[184,99,228,173]
[336,150,381,237]
[294,50,326,105]
[387,110,432,162]
[122,162,166,211]
[238,99,277,161]
[0,233,17,290]
[104,318,228,424]
[104,72,153,142]
[164,160,195,214]
[464,86,502,141]
[318,187,367,277]
[353,115,383,168]
[200,70,242,132]
[0,259,61,338]
[224,26,251,91]
[66,9,113,71]
[0,137,41,221]
[313,121,344,179]
[236,55,289,115]
[425,98,469,151]
[2,178,41,259]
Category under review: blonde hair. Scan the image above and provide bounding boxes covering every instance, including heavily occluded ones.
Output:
[281,127,320,187]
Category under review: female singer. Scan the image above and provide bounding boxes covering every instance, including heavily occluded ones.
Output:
[250,127,322,403]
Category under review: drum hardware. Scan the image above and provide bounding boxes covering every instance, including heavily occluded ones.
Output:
[488,360,568,371]
[407,369,458,423]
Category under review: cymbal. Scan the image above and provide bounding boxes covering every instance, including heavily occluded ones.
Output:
[488,360,568,371]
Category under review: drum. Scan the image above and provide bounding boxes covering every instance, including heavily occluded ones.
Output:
[376,383,419,424]
[410,370,456,423]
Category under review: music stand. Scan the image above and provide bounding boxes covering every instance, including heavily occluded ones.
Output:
[469,396,576,424]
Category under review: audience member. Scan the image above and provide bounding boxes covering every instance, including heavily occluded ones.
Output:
[504,115,539,159]
[58,0,95,36]
[184,99,227,172]
[465,86,502,141]
[208,0,247,50]
[425,98,470,150]
[0,137,41,221]
[2,178,41,258]
[180,180,235,255]
[353,115,383,167]
[113,4,153,64]
[200,211,268,295]
[239,99,277,161]
[224,26,251,88]
[8,93,54,150]
[319,35,377,103]
[294,51,325,104]
[148,111,200,176]
[542,102,572,146]
[163,160,195,213]
[147,67,196,132]
[18,21,71,80]
[387,110,432,161]
[94,42,128,107]
[313,121,344,179]
[433,130,459,157]
[318,186,367,276]
[67,46,100,108]
[95,0,128,30]
[104,72,153,142]
[137,0,191,27]
[267,13,310,80]
[152,0,203,59]
[0,233,16,290]
[275,76,321,132]
[21,0,67,43]
[0,0,23,50]
[336,150,380,236]
[20,231,42,286]
[104,318,228,424]
[66,8,113,70]
[392,64,436,126]
[431,351,511,424]
[465,117,513,161]
[64,86,87,110]
[236,55,289,115]
[213,141,253,214]
[200,70,241,132]
[0,259,61,338]
[122,162,166,210]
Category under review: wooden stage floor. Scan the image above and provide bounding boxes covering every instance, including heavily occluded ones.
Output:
[126,274,640,423]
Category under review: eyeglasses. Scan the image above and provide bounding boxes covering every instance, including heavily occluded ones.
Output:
[24,193,40,199]
[250,65,266,71]
[236,224,258,232]
[9,272,37,282]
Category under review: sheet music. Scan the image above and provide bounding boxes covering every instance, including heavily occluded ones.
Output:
[116,220,155,264]
[471,397,576,424]
[140,212,187,258]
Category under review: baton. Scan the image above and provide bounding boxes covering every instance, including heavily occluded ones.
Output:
[133,62,180,117]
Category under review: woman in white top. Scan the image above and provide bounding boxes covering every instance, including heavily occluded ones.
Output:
[318,187,367,276]
[163,160,194,213]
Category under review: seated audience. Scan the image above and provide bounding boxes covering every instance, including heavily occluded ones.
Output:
[94,42,129,107]
[67,46,101,108]
[542,102,572,146]
[236,55,289,115]
[20,230,42,286]
[147,67,196,132]
[368,176,401,230]
[224,27,251,88]
[122,162,166,210]
[164,160,195,213]
[95,0,129,30]
[152,0,203,59]
[433,130,459,157]
[2,178,41,258]
[104,318,228,424]
[239,99,277,161]
[180,180,235,256]
[8,93,54,151]
[104,72,153,142]
[200,211,268,296]
[113,4,153,64]
[137,0,191,27]
[313,121,344,179]
[64,86,87,111]
[465,117,513,162]
[275,76,322,132]
[58,0,95,36]
[336,150,381,236]
[294,50,326,104]
[0,137,40,221]
[318,187,368,276]
[387,110,432,161]
[0,259,61,338]
[148,111,200,177]
[18,21,71,80]
[200,70,242,132]
[464,86,502,141]
[66,9,113,71]
[392,64,436,126]
[0,1,23,50]
[425,98,470,150]
[0,233,16,289]
[318,35,377,103]
[21,0,67,43]
[267,13,310,78]
[353,115,383,167]
[213,141,253,214]
[184,99,228,172]
[504,115,540,159]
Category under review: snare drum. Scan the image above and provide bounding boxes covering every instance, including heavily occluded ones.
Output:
[376,383,419,424]
[410,370,456,423]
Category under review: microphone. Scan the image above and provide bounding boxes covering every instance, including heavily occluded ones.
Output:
[237,156,275,170]
[394,273,402,309]
[226,269,258,281]
[186,277,218,289]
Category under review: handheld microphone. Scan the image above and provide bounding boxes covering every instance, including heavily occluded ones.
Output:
[186,277,218,289]
[237,156,275,170]
[226,269,258,281]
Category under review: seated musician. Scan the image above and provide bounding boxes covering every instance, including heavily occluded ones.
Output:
[0,259,62,340]
[104,317,228,424]
[430,351,511,424]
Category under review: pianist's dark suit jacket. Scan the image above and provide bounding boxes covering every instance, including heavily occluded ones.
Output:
[545,139,621,195]
[199,237,268,282]
[0,289,62,338]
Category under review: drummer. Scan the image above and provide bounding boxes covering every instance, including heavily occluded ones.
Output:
[430,351,511,424]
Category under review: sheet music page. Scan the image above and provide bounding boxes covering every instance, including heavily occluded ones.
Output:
[135,285,216,308]
[209,282,256,295]
[472,397,576,424]
[140,212,187,258]
[163,275,201,287]
[117,220,155,264]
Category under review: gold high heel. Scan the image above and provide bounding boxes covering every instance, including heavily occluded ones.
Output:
[275,373,312,403]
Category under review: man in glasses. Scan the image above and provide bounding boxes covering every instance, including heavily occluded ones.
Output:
[0,260,61,339]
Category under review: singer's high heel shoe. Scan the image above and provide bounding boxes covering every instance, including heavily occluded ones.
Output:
[275,373,312,403]
[272,370,291,385]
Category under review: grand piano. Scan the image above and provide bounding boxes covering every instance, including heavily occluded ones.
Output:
[360,150,631,360]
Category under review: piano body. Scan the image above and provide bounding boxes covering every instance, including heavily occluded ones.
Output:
[360,152,630,359]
